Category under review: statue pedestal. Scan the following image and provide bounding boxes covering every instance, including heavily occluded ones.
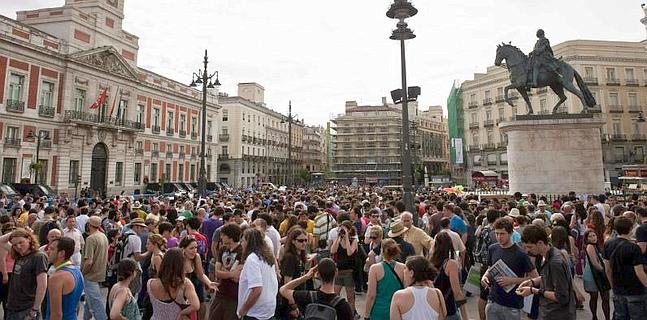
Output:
[499,114,606,195]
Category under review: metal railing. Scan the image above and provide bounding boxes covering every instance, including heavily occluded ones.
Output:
[482,98,493,105]
[5,99,25,113]
[3,137,21,147]
[611,133,626,141]
[218,154,229,160]
[632,134,646,141]
[482,143,496,150]
[152,125,160,134]
[219,134,229,142]
[40,140,52,149]
[468,101,479,108]
[179,130,186,138]
[583,77,598,85]
[207,134,213,142]
[483,120,495,127]
[179,153,185,159]
[191,153,197,160]
[152,150,159,157]
[166,151,173,158]
[166,127,174,136]
[628,105,642,113]
[469,122,479,129]
[135,148,144,156]
[191,132,197,140]
[608,105,623,113]
[38,105,55,118]
[495,95,505,102]
[626,79,639,86]
[606,78,620,86]
[63,111,144,131]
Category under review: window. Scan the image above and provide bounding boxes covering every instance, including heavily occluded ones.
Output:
[179,114,186,130]
[487,154,497,165]
[221,146,228,155]
[633,122,642,134]
[8,73,24,101]
[485,110,492,120]
[626,68,635,80]
[612,121,622,135]
[116,99,128,122]
[497,87,503,96]
[207,120,212,135]
[498,108,505,120]
[242,112,245,121]
[473,155,481,166]
[539,99,547,112]
[487,130,493,144]
[628,93,638,107]
[34,161,48,183]
[470,94,476,102]
[190,164,195,181]
[150,163,158,182]
[609,93,619,106]
[222,110,228,121]
[39,81,54,107]
[1,158,17,183]
[68,160,79,185]
[470,112,477,123]
[74,89,86,112]
[585,67,594,78]
[6,126,19,140]
[471,133,479,145]
[484,90,491,99]
[191,118,197,134]
[179,146,185,154]
[635,146,645,161]
[153,108,160,126]
[134,163,141,183]
[136,104,145,124]
[221,127,228,135]
[136,140,143,151]
[164,164,171,181]
[614,146,625,162]
[500,153,508,163]
[606,68,616,80]
[166,143,172,153]
[178,164,184,182]
[152,143,158,151]
[115,162,123,186]
[167,111,173,129]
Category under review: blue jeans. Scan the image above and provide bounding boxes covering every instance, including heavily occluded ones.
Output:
[83,279,107,320]
[486,301,521,320]
[612,293,647,320]
[6,308,38,320]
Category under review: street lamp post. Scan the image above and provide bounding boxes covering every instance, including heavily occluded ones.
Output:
[282,101,298,186]
[189,49,221,198]
[27,130,50,184]
[387,0,418,217]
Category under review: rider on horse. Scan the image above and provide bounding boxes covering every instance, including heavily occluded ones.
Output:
[528,29,559,87]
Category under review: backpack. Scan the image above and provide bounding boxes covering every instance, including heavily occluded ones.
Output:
[107,231,135,280]
[303,291,344,320]
[473,225,495,265]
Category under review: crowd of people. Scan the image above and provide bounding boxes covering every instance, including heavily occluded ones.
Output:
[0,186,645,320]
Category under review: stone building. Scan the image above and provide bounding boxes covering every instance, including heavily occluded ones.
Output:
[0,0,220,195]
[332,97,449,185]
[455,37,647,187]
[216,83,307,188]
[303,125,323,174]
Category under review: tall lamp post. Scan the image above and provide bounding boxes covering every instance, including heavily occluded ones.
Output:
[189,49,221,198]
[281,101,298,186]
[27,130,50,184]
[387,0,418,216]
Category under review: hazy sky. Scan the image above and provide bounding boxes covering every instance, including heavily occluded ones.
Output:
[2,0,646,126]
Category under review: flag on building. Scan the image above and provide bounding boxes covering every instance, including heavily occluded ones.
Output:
[89,89,108,109]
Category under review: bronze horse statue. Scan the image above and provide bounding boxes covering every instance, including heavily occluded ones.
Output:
[494,43,596,114]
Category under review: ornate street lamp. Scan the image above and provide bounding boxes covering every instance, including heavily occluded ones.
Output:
[281,101,299,186]
[387,0,418,217]
[189,49,221,198]
[27,130,50,184]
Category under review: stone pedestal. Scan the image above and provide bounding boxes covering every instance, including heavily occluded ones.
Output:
[499,114,606,195]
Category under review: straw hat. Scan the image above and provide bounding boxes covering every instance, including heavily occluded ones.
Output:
[388,220,409,238]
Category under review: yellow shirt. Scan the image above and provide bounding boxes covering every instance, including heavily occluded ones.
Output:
[279,218,315,236]
[18,211,29,226]
[403,226,433,256]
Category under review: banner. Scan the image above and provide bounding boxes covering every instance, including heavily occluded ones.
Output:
[454,138,464,164]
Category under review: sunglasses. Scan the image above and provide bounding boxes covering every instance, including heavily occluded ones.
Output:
[369,236,378,240]
[295,238,308,243]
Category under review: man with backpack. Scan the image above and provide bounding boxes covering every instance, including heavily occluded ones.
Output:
[279,258,353,320]
[474,209,499,320]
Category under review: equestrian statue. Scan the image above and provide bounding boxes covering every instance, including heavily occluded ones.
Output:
[494,29,597,115]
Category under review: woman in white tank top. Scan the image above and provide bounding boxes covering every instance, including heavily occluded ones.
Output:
[390,256,447,320]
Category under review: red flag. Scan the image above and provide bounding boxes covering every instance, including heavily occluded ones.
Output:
[90,89,108,109]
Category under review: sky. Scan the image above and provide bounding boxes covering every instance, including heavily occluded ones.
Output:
[2,0,646,126]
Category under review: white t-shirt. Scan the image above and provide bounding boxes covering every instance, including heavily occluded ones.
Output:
[76,214,88,233]
[264,235,275,257]
[123,233,142,259]
[266,227,281,258]
[237,253,278,319]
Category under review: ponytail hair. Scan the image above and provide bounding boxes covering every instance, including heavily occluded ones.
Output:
[406,255,437,283]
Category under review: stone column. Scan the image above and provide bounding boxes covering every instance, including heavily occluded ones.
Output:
[499,114,606,195]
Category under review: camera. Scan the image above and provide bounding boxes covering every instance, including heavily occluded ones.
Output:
[339,229,346,237]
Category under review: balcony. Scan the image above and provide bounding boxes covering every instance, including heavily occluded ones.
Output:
[468,101,479,109]
[40,140,52,149]
[628,105,642,113]
[191,132,197,140]
[495,95,505,102]
[606,78,620,86]
[467,144,480,152]
[626,79,639,86]
[483,119,495,127]
[219,134,229,142]
[482,143,496,151]
[583,77,598,85]
[179,153,185,159]
[207,134,213,142]
[38,105,55,118]
[206,153,213,160]
[469,122,479,129]
[608,105,623,113]
[190,153,197,160]
[242,135,248,142]
[482,98,493,106]
[63,111,144,132]
[632,134,646,141]
[487,160,498,165]
[151,150,159,157]
[610,134,626,141]
[496,141,507,149]
[135,148,144,156]
[166,151,173,158]
[5,99,25,113]
[4,137,21,147]
[179,130,186,138]
[166,127,174,136]
[152,125,160,134]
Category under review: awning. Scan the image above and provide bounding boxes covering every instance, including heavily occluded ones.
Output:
[618,176,647,180]
[472,170,498,181]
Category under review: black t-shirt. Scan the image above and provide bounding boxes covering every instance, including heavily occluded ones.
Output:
[8,251,48,310]
[486,243,534,309]
[215,244,243,299]
[636,223,647,246]
[603,237,645,295]
[371,236,415,263]
[293,289,353,320]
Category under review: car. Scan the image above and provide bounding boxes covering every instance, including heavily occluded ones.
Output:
[10,183,57,199]
[0,183,18,198]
